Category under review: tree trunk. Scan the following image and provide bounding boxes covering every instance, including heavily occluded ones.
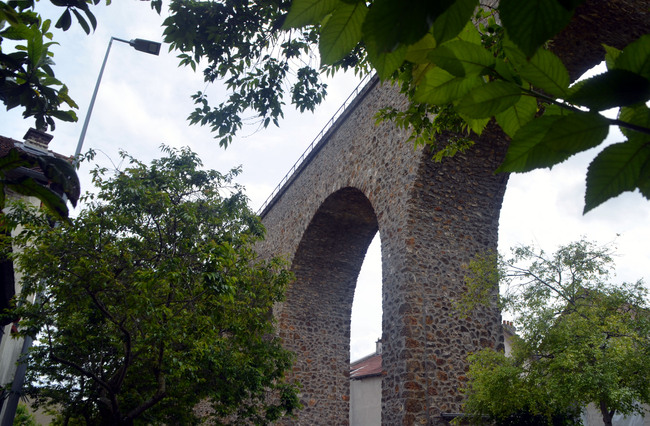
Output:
[599,400,615,426]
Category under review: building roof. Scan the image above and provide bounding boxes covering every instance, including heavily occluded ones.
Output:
[350,352,383,380]
[0,129,72,185]
[350,323,518,381]
[0,129,70,160]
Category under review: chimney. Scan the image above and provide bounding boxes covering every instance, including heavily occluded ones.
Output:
[375,338,382,355]
[23,128,53,152]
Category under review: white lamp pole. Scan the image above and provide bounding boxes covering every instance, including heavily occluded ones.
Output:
[74,36,161,160]
[0,35,162,426]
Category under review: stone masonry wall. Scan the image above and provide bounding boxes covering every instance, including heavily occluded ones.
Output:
[257,79,508,425]
[256,2,649,424]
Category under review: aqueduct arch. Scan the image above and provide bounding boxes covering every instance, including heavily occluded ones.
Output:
[257,80,510,424]
[254,2,649,424]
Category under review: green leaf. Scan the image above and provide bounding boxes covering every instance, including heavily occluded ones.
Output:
[27,28,45,68]
[603,45,621,70]
[618,104,650,139]
[567,69,650,111]
[6,177,69,220]
[362,0,454,53]
[517,48,570,98]
[640,164,650,200]
[0,149,31,176]
[455,81,522,118]
[84,8,98,30]
[498,112,609,172]
[1,24,33,41]
[494,58,522,86]
[543,104,571,116]
[615,34,650,79]
[584,138,650,213]
[366,44,406,80]
[71,9,90,34]
[319,2,367,64]
[283,0,341,28]
[55,8,72,31]
[500,0,575,57]
[414,66,484,105]
[50,110,77,123]
[37,155,81,207]
[405,34,437,64]
[456,19,481,45]
[428,40,495,77]
[431,0,479,45]
[459,114,490,135]
[495,95,538,138]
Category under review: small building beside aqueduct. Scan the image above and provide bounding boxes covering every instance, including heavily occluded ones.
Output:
[255,2,649,423]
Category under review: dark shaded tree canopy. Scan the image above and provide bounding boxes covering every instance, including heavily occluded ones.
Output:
[153,0,650,213]
[460,240,650,426]
[5,147,299,425]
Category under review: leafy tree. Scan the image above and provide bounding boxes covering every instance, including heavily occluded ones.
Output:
[1,0,91,221]
[0,144,80,327]
[154,0,650,212]
[13,403,38,426]
[0,0,110,130]
[460,240,650,426]
[5,147,299,425]
[0,147,80,220]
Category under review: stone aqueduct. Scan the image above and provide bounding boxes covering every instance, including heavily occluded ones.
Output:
[254,2,649,424]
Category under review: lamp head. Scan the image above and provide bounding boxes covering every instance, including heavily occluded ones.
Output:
[129,38,161,55]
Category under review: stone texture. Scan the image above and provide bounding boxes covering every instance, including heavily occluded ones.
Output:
[257,79,507,425]
[255,2,647,423]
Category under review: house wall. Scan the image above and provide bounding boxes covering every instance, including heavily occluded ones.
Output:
[0,193,41,422]
[0,325,25,385]
[582,404,650,426]
[350,376,382,426]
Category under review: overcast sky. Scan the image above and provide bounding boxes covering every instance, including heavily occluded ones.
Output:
[1,1,649,361]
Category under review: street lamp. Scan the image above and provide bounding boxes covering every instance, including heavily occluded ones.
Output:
[74,37,161,160]
[0,37,162,426]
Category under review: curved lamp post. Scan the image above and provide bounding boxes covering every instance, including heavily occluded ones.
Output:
[0,36,162,426]
[74,37,161,160]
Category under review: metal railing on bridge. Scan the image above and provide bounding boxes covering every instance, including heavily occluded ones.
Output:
[257,73,375,216]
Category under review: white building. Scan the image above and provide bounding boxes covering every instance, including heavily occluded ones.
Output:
[349,324,650,425]
[0,128,71,424]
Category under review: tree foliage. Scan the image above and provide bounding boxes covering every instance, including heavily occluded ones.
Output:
[5,147,299,425]
[0,147,80,221]
[152,0,332,148]
[0,1,100,221]
[13,403,38,426]
[0,1,110,130]
[155,0,650,213]
[460,240,650,426]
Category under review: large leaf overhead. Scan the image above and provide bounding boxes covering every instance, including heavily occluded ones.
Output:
[506,45,570,98]
[567,69,650,111]
[495,95,537,138]
[428,40,495,77]
[500,0,576,57]
[431,0,480,45]
[319,1,368,64]
[362,0,455,54]
[585,139,650,213]
[455,81,522,118]
[414,67,484,105]
[615,34,650,79]
[499,112,609,173]
[283,0,340,28]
